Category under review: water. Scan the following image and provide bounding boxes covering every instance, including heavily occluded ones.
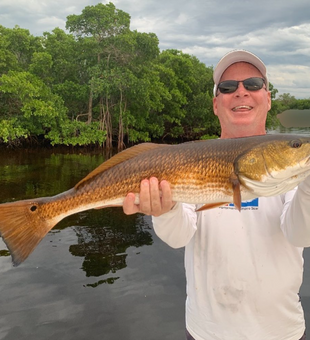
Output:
[1,132,310,339]
[267,127,310,135]
[0,148,186,340]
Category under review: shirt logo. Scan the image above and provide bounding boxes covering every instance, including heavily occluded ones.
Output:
[220,198,259,210]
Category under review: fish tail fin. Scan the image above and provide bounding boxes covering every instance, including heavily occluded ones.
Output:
[0,199,56,266]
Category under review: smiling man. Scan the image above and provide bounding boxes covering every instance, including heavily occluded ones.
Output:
[213,51,271,139]
[123,50,310,340]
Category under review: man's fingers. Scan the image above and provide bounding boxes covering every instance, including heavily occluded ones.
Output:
[123,178,175,216]
[138,179,152,215]
[160,180,176,212]
[160,180,172,208]
[123,193,139,215]
[149,177,161,214]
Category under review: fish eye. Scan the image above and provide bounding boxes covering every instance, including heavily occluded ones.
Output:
[290,140,302,148]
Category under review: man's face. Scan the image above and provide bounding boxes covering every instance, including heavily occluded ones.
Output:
[213,62,271,139]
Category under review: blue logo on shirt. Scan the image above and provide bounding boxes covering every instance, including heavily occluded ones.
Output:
[220,198,259,210]
[228,198,259,208]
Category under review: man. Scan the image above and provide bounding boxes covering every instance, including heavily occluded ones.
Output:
[123,50,310,339]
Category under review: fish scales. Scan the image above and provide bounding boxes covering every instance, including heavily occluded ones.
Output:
[1,134,310,266]
[74,141,234,205]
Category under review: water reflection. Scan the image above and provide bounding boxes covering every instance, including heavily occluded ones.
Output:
[68,209,153,279]
[0,148,106,202]
[0,149,153,283]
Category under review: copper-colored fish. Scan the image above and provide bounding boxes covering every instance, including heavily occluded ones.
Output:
[1,134,310,266]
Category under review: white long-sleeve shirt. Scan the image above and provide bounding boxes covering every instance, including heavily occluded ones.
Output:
[152,177,310,340]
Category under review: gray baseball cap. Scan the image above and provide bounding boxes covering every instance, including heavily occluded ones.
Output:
[213,49,269,96]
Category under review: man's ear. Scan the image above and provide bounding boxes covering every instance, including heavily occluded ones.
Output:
[213,96,218,116]
[267,91,271,111]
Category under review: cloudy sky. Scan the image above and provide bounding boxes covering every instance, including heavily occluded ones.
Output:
[1,0,310,99]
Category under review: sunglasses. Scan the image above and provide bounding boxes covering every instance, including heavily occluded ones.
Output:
[216,77,266,95]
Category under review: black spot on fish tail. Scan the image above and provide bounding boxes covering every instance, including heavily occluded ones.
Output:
[0,200,55,266]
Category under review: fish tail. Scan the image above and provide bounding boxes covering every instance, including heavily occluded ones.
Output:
[0,199,56,266]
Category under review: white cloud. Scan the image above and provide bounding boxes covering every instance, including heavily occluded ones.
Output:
[0,0,309,98]
[268,65,310,98]
[175,13,189,25]
[36,16,66,30]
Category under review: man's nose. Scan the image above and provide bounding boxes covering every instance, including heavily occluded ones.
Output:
[234,82,249,96]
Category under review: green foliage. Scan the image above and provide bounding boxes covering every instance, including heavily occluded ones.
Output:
[47,121,106,146]
[1,2,306,148]
[200,134,219,140]
[0,25,42,73]
[66,2,130,39]
[0,118,28,143]
[53,81,89,120]
[0,71,68,143]
[293,99,310,109]
[29,52,53,82]
[149,50,219,140]
[42,28,83,84]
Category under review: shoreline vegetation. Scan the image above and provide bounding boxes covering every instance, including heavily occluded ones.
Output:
[1,2,309,150]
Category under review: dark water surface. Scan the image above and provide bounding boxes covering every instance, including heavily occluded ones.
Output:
[0,148,186,340]
[1,143,310,340]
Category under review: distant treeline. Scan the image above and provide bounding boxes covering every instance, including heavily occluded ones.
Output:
[0,2,309,148]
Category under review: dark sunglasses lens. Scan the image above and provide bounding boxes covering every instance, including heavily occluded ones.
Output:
[218,81,238,94]
[243,77,264,90]
[217,77,265,94]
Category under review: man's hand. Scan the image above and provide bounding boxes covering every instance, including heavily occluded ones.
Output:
[123,177,176,217]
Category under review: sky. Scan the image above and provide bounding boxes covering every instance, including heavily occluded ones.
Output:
[1,0,310,99]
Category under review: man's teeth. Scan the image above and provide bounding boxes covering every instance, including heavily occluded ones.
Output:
[232,105,252,111]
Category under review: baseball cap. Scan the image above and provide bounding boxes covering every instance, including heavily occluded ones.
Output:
[213,49,269,96]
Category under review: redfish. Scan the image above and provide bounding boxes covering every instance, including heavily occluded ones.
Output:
[1,134,310,266]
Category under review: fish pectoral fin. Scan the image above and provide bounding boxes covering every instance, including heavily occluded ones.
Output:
[230,172,241,211]
[196,202,229,211]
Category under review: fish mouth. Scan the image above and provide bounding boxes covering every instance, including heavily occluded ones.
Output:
[232,105,253,112]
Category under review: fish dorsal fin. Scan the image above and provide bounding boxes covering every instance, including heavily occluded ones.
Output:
[75,143,170,189]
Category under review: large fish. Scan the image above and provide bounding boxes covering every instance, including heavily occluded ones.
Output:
[1,134,310,266]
